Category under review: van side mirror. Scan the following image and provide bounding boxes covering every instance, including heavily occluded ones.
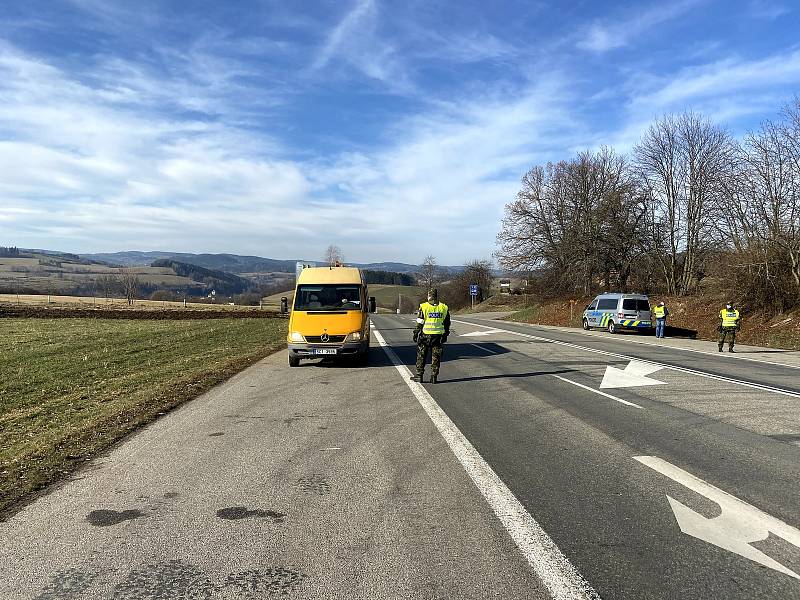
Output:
[369,296,377,313]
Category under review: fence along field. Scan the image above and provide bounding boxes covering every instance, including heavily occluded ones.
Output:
[0,314,287,516]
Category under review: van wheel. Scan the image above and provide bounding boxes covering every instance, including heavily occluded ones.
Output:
[582,318,590,330]
[288,354,300,367]
[607,320,616,334]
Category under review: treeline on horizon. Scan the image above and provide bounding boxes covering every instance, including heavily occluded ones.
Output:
[496,97,800,314]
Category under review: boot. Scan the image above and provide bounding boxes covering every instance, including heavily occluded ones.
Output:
[430,374,438,384]
[411,372,424,382]
[729,348,735,353]
[718,346,723,352]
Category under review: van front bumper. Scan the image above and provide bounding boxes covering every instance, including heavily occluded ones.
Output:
[288,340,369,358]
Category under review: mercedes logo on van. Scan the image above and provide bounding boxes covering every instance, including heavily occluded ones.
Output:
[321,333,330,342]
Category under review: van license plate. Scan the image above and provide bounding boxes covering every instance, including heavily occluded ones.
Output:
[314,349,337,355]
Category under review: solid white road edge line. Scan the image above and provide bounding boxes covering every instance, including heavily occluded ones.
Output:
[552,375,644,409]
[371,327,600,600]
[453,319,800,400]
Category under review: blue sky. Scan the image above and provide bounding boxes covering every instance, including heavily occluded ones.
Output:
[1,0,799,264]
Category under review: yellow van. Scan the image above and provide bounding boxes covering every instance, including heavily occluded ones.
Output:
[287,266,375,367]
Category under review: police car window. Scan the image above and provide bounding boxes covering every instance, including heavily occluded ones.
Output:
[587,300,598,310]
[637,299,650,311]
[597,299,617,310]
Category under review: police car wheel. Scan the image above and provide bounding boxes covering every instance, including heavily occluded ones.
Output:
[582,318,590,330]
[288,354,300,367]
[607,320,616,334]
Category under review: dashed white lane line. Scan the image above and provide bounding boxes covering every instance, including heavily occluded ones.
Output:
[372,327,600,600]
[471,343,501,355]
[552,375,644,409]
[453,319,800,400]
[512,320,800,371]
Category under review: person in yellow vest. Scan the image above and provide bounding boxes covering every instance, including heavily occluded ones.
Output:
[718,302,741,352]
[411,288,450,384]
[653,301,668,338]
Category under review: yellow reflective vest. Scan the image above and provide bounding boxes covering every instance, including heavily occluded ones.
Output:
[653,305,666,319]
[719,308,740,328]
[420,302,449,335]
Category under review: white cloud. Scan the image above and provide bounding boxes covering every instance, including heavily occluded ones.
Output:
[577,0,700,53]
[630,48,800,111]
[0,38,577,263]
[747,0,791,19]
[308,0,414,93]
[312,0,376,71]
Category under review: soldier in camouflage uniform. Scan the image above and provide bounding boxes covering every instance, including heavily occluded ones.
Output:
[411,289,450,384]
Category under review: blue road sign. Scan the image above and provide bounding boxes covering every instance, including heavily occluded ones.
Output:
[469,284,478,296]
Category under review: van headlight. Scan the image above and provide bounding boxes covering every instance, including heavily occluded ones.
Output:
[289,332,306,342]
[348,331,362,341]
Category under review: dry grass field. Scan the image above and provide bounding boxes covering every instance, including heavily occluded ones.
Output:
[0,255,200,294]
[0,316,287,515]
[0,293,268,310]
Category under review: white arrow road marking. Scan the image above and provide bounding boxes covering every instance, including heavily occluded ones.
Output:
[460,329,503,337]
[600,360,666,389]
[453,319,800,398]
[635,456,800,580]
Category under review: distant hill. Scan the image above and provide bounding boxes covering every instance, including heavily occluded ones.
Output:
[150,259,252,295]
[80,251,462,275]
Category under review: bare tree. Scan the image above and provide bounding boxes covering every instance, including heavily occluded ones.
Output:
[96,274,117,300]
[418,255,441,290]
[497,148,645,296]
[324,245,343,266]
[717,108,800,310]
[440,258,494,308]
[117,268,140,305]
[634,112,733,295]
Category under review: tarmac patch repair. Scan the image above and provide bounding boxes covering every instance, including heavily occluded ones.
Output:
[216,506,286,522]
[86,509,144,527]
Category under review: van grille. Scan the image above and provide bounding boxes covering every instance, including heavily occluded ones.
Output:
[306,335,346,343]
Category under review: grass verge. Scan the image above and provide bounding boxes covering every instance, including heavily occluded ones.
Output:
[0,317,287,517]
[501,295,800,350]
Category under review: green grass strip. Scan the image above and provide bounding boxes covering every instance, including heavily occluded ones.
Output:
[0,317,287,516]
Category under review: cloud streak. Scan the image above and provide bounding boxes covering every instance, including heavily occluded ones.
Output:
[577,0,700,53]
[2,1,799,264]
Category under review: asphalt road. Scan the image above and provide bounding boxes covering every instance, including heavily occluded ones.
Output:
[374,314,800,599]
[2,313,799,599]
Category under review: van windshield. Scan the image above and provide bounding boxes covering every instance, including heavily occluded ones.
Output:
[622,298,650,311]
[295,284,363,311]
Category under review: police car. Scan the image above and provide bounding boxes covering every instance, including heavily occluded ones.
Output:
[582,293,653,333]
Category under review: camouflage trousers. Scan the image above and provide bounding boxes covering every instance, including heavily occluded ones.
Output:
[718,327,736,349]
[416,334,444,376]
